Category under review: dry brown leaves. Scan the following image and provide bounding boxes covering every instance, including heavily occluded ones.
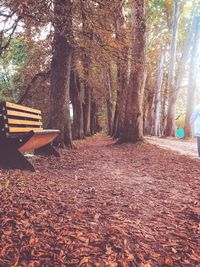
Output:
[0,135,199,266]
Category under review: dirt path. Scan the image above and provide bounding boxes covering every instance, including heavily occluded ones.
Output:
[0,135,200,266]
[146,136,198,158]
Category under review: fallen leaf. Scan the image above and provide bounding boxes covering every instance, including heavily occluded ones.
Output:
[125,250,135,260]
[111,224,126,235]
[164,257,173,266]
[5,179,10,188]
[139,263,151,267]
[79,257,89,266]
[3,226,12,236]
[190,251,200,261]
[106,245,112,255]
[94,213,100,221]
[171,247,177,253]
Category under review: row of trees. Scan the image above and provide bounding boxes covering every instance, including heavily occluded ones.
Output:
[0,0,199,147]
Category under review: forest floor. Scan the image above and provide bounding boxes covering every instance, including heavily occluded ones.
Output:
[0,134,200,267]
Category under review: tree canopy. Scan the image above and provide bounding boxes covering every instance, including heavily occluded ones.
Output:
[0,0,199,143]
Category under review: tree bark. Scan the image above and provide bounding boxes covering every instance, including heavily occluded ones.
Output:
[112,0,128,138]
[119,0,146,143]
[81,0,92,136]
[160,74,168,135]
[165,12,194,137]
[104,64,113,135]
[49,0,73,148]
[112,91,119,137]
[90,100,99,135]
[115,49,128,138]
[144,88,155,135]
[185,17,200,137]
[175,13,194,96]
[165,0,180,136]
[83,82,91,136]
[154,49,164,136]
[70,69,84,140]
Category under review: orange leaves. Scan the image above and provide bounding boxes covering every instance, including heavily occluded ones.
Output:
[105,244,112,255]
[164,257,174,266]
[0,135,200,266]
[110,224,127,236]
[124,250,135,261]
[171,247,177,253]
[94,213,100,221]
[0,245,19,266]
[59,249,66,265]
[139,263,152,267]
[78,256,89,266]
[3,225,12,237]
[189,251,200,262]
[29,236,39,246]
[69,232,90,246]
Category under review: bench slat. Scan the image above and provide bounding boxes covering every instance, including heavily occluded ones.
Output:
[7,119,42,126]
[9,127,43,133]
[7,110,42,120]
[5,102,41,114]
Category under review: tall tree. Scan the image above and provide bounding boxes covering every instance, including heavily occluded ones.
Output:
[144,78,155,135]
[112,0,128,138]
[70,67,84,140]
[154,48,165,136]
[104,64,114,136]
[185,16,200,137]
[119,0,146,143]
[49,0,73,147]
[175,13,194,101]
[81,0,93,137]
[165,0,180,136]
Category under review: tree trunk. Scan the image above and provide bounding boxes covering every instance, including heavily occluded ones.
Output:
[185,17,200,137]
[83,84,91,136]
[112,0,128,138]
[81,0,92,137]
[144,89,155,135]
[70,69,84,140]
[175,13,194,95]
[49,0,73,148]
[107,99,113,136]
[154,50,164,136]
[112,91,119,137]
[165,12,194,137]
[165,0,179,136]
[82,52,91,137]
[160,74,168,135]
[104,64,114,136]
[116,50,128,138]
[119,0,146,143]
[90,101,99,135]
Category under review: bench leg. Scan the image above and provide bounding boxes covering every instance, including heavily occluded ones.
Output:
[34,143,60,157]
[0,147,35,172]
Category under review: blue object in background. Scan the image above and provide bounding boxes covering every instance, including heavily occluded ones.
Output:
[176,128,184,138]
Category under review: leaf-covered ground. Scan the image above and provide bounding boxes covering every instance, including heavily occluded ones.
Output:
[0,135,199,267]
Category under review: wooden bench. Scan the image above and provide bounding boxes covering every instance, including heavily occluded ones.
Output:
[0,101,60,171]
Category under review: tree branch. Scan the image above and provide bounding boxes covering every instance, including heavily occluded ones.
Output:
[17,70,51,104]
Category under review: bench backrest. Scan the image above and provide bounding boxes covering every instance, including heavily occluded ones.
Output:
[0,102,43,135]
